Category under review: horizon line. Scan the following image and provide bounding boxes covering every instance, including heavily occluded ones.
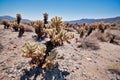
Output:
[0,15,120,21]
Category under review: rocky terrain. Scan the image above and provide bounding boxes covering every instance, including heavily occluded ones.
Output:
[0,24,120,80]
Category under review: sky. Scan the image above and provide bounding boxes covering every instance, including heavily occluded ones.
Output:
[0,0,120,21]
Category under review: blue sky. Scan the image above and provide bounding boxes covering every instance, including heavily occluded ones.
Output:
[0,0,120,21]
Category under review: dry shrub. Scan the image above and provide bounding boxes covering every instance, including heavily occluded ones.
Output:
[2,19,10,29]
[24,25,34,32]
[78,38,100,50]
[90,29,113,42]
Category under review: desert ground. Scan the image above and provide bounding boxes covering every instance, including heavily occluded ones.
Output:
[0,24,120,80]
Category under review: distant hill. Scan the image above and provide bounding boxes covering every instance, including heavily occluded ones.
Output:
[1,15,120,24]
[68,16,120,24]
[0,16,31,22]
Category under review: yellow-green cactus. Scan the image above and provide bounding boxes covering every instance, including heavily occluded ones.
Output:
[51,16,64,33]
[22,42,57,70]
[22,42,46,58]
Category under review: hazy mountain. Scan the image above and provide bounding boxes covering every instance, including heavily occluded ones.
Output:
[1,15,120,24]
[68,16,120,24]
[0,16,31,22]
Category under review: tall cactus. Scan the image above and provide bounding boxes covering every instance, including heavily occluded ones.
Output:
[16,14,21,25]
[43,13,48,24]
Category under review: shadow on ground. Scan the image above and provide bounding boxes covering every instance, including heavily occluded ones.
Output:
[20,63,70,80]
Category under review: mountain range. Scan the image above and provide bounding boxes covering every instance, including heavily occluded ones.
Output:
[0,16,31,22]
[68,16,120,24]
[0,15,120,24]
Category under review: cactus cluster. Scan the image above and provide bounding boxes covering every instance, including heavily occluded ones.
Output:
[73,22,116,39]
[22,42,57,70]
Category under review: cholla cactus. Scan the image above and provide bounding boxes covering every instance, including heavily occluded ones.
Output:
[2,19,10,29]
[85,26,93,37]
[18,24,25,37]
[45,16,74,46]
[22,42,57,70]
[49,30,74,46]
[51,16,64,33]
[16,14,21,25]
[43,13,48,24]
[42,49,57,70]
[79,28,85,38]
[98,22,105,33]
[22,42,46,65]
[12,21,19,31]
[34,20,45,39]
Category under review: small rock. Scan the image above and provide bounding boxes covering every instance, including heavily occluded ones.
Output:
[9,41,14,44]
[93,51,96,54]
[86,57,92,61]
[58,56,64,59]
[13,46,16,48]
[75,66,79,69]
[16,62,24,70]
[71,70,74,72]
[8,73,16,78]
[6,67,14,74]
[78,62,82,65]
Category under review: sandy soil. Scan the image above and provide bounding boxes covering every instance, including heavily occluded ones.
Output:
[0,25,120,80]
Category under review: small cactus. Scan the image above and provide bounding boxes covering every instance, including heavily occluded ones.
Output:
[79,28,85,38]
[34,20,45,39]
[98,22,105,33]
[12,21,19,31]
[18,24,25,37]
